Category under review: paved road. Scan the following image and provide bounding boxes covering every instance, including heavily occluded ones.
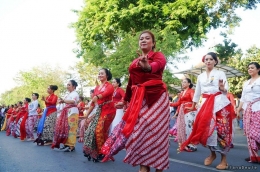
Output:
[0,127,259,172]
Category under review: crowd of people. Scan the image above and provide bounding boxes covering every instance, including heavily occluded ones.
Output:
[0,30,260,172]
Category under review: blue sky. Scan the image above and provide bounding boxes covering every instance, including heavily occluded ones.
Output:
[0,0,259,94]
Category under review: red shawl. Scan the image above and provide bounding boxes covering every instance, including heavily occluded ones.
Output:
[51,104,76,149]
[180,92,221,151]
[122,80,166,138]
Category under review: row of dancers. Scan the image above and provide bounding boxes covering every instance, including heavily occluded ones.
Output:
[1,30,260,172]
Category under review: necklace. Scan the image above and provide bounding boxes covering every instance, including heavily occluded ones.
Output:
[98,82,107,91]
[113,87,118,97]
[46,94,52,102]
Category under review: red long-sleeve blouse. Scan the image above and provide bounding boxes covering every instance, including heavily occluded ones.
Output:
[124,51,167,107]
[45,94,58,116]
[170,88,195,114]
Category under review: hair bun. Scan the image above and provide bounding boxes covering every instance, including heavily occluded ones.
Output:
[202,55,206,62]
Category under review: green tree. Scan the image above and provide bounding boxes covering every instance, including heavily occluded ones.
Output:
[72,0,259,93]
[227,46,260,95]
[215,33,241,64]
[69,61,99,96]
[0,65,68,106]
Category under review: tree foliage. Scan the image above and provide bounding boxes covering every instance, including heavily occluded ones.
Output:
[69,61,99,96]
[72,0,259,93]
[215,33,241,64]
[227,46,260,95]
[0,65,68,106]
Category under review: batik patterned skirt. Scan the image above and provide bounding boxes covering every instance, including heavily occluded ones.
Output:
[83,105,116,159]
[15,117,23,137]
[243,98,260,161]
[41,112,57,141]
[64,113,79,147]
[207,106,233,154]
[101,92,170,170]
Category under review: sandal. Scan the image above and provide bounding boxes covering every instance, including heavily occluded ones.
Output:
[245,157,250,162]
[216,163,228,170]
[204,155,216,166]
[44,141,52,146]
[59,145,69,151]
[84,153,92,161]
[64,147,75,152]
[184,146,193,152]
[185,145,197,152]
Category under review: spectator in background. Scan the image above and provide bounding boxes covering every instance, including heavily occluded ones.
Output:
[0,105,6,129]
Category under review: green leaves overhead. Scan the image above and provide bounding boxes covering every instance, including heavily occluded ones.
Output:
[72,0,259,93]
[227,46,260,95]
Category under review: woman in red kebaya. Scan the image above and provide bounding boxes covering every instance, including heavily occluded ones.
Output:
[15,100,29,138]
[77,96,85,137]
[17,98,31,140]
[5,105,14,135]
[35,85,58,146]
[101,30,170,172]
[78,96,85,117]
[83,68,116,162]
[110,78,125,133]
[37,104,42,119]
[9,102,23,137]
[170,78,197,152]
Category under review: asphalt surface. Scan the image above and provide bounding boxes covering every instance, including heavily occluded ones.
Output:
[0,125,259,172]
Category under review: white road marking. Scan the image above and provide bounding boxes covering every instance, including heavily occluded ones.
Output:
[169,158,233,172]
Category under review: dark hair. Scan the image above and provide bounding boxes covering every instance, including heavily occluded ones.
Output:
[169,96,173,102]
[70,80,78,88]
[236,94,241,99]
[18,101,23,105]
[207,52,218,66]
[25,98,31,103]
[248,62,260,75]
[139,30,156,50]
[79,96,84,101]
[184,78,193,88]
[114,78,122,87]
[49,85,58,91]
[100,68,112,81]
[38,104,40,107]
[32,93,39,99]
[11,104,14,108]
[90,89,94,94]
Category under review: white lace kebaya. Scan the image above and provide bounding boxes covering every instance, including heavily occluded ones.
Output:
[193,69,230,113]
[241,77,260,112]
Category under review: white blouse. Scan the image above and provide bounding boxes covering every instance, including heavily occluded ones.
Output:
[241,77,260,112]
[193,69,230,113]
[62,90,79,117]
